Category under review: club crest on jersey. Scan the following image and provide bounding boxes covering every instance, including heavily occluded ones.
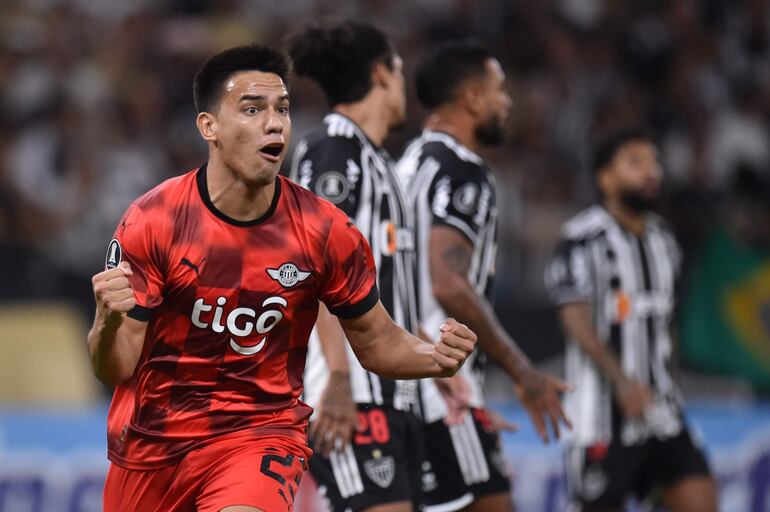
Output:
[105,239,122,270]
[364,454,395,489]
[267,263,311,288]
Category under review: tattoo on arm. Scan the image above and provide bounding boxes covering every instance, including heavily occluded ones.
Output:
[442,244,472,275]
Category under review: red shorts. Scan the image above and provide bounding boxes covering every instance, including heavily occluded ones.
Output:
[103,429,311,512]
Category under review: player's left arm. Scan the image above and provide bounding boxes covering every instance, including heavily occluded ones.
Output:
[339,301,476,379]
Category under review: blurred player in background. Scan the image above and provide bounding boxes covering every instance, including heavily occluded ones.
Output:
[544,128,716,512]
[396,40,572,512]
[88,44,477,512]
[288,20,428,512]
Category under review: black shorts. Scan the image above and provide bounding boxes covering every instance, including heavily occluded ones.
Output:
[566,427,711,509]
[422,408,512,511]
[309,405,424,511]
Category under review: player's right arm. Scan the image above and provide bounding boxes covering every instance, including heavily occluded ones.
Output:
[545,238,652,419]
[87,203,165,387]
[427,168,570,443]
[308,302,358,455]
[87,262,147,387]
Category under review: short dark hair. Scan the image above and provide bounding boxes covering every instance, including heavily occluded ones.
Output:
[415,40,493,109]
[592,126,655,174]
[193,45,291,113]
[288,21,394,106]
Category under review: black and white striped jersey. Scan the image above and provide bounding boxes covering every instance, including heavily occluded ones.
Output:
[291,113,419,412]
[545,205,684,446]
[396,130,498,423]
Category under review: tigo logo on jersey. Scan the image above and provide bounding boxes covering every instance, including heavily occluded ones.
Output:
[191,295,287,355]
[267,263,311,288]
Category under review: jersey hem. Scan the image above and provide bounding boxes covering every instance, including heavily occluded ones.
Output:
[107,424,310,471]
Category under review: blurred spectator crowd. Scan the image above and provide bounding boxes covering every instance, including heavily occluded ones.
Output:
[1,0,769,389]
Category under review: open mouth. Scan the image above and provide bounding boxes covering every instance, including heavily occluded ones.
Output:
[259,142,284,161]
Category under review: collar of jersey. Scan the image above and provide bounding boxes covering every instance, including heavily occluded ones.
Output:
[421,129,484,166]
[323,112,382,149]
[596,203,661,238]
[196,163,281,227]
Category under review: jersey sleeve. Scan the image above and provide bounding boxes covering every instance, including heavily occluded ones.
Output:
[427,163,490,244]
[544,237,594,305]
[320,208,379,319]
[292,136,365,220]
[107,203,165,322]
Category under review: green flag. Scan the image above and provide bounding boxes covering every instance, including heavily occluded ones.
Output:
[680,228,770,393]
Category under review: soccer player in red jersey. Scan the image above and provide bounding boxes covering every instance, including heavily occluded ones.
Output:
[88,45,477,512]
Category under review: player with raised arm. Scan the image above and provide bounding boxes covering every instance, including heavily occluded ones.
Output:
[89,44,476,512]
[544,128,716,512]
[396,41,572,512]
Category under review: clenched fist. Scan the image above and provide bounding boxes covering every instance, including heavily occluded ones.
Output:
[432,318,477,377]
[92,261,136,321]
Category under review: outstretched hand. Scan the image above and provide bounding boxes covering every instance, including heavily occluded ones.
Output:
[514,368,573,444]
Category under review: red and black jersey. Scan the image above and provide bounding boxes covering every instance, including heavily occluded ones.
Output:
[105,165,378,470]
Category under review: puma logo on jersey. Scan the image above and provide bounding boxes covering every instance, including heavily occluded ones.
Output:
[119,220,132,236]
[180,257,206,276]
[191,295,287,356]
[267,263,311,288]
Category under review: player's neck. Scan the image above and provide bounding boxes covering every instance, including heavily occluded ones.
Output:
[333,103,389,147]
[205,157,277,223]
[424,111,479,153]
[604,198,646,236]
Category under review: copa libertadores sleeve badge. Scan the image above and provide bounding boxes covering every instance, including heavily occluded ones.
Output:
[105,239,122,270]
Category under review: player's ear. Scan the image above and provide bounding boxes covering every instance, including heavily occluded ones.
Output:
[463,83,484,116]
[371,61,390,90]
[196,112,218,143]
[596,167,612,196]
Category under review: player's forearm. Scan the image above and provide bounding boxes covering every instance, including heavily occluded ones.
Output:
[558,302,627,387]
[359,323,439,379]
[341,303,442,379]
[316,302,350,373]
[433,276,532,383]
[87,312,141,387]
